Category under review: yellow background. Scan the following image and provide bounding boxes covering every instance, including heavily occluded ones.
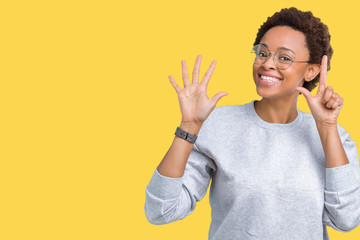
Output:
[1,0,359,239]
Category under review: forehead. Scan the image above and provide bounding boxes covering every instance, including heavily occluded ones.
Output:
[260,26,308,55]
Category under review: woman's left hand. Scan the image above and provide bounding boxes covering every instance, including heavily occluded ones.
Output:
[296,55,344,128]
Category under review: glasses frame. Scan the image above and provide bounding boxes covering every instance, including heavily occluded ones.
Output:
[251,44,311,70]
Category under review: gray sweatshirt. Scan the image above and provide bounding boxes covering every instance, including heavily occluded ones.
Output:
[144,100,360,240]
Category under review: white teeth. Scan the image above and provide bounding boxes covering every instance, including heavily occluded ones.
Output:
[261,75,281,82]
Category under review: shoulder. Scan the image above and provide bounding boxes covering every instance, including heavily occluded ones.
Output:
[200,103,249,130]
[336,123,354,144]
[300,111,317,129]
[300,110,352,143]
[206,102,250,122]
[198,101,252,136]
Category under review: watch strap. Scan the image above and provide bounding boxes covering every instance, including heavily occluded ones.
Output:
[175,127,197,143]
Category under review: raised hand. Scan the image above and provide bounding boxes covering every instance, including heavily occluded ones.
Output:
[169,55,228,127]
[296,55,344,127]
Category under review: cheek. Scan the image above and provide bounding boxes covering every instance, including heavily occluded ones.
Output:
[281,68,304,83]
[290,66,308,81]
[252,64,258,78]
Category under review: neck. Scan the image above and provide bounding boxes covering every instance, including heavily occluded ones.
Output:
[254,95,299,124]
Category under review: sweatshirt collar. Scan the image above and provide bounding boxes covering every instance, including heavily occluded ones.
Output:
[246,100,303,131]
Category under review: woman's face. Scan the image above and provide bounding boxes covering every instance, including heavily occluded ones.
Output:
[252,26,312,99]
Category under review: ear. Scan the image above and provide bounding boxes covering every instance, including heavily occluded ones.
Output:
[304,63,321,81]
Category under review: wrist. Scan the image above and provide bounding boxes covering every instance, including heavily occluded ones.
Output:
[315,121,338,130]
[179,121,202,135]
[316,122,339,142]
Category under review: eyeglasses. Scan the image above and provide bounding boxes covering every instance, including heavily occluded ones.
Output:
[251,44,310,70]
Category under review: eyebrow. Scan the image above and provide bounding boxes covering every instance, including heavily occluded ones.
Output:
[260,43,295,55]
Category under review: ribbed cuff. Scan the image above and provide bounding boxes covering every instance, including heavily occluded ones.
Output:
[325,163,360,192]
[146,168,184,200]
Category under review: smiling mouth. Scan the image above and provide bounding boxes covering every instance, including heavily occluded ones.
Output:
[259,74,282,82]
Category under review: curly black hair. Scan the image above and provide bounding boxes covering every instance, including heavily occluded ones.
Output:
[254,7,333,93]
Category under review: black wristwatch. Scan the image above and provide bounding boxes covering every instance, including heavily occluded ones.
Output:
[175,127,198,143]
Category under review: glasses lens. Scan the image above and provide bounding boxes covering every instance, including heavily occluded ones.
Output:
[275,49,293,70]
[251,45,268,64]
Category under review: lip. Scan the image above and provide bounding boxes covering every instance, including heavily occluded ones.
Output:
[259,72,282,80]
[258,73,282,86]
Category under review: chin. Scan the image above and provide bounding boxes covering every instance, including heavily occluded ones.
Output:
[256,87,297,99]
[255,87,278,99]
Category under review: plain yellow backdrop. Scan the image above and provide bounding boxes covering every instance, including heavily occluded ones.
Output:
[1,0,359,239]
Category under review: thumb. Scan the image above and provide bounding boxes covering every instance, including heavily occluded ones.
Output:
[210,92,228,106]
[296,87,312,102]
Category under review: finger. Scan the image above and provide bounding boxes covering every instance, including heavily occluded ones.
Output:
[210,91,229,106]
[192,55,202,84]
[181,60,190,88]
[321,86,334,105]
[331,97,343,109]
[296,86,313,102]
[317,55,328,95]
[168,75,182,93]
[326,92,338,108]
[201,60,217,90]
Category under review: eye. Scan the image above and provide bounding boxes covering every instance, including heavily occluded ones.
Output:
[258,52,268,58]
[279,56,292,62]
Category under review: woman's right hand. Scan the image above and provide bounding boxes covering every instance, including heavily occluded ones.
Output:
[169,55,229,128]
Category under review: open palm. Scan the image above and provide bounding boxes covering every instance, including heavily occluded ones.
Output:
[169,55,228,125]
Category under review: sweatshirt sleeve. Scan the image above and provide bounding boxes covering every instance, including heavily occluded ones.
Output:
[322,124,360,232]
[144,142,216,225]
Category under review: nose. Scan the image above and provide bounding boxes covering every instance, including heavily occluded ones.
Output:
[262,52,277,70]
